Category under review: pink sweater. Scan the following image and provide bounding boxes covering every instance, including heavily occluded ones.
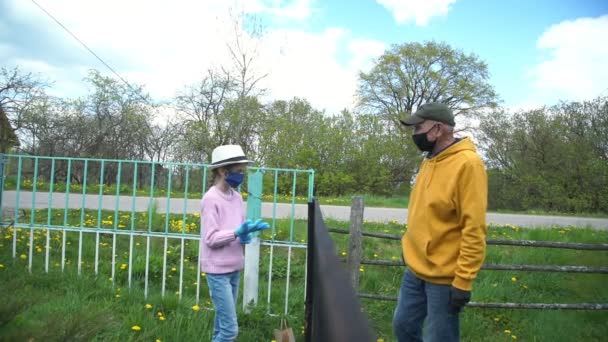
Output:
[199,185,246,274]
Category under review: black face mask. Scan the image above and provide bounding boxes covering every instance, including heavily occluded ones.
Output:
[412,125,437,152]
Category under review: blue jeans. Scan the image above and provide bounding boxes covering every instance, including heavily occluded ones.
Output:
[206,271,240,342]
[393,269,460,342]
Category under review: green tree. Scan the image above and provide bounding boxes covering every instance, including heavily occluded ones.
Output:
[479,97,608,214]
[358,41,498,129]
[0,106,19,153]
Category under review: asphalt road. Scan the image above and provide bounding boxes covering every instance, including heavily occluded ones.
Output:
[2,191,607,229]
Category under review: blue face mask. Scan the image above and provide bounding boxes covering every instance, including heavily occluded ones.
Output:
[225,171,245,188]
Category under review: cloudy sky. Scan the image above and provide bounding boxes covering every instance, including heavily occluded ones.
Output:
[2,0,607,113]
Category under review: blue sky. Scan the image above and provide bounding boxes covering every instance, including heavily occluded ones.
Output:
[307,0,608,107]
[2,0,607,115]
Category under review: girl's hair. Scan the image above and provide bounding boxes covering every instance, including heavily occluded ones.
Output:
[209,167,225,187]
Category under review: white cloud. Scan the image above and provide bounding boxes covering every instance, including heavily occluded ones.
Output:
[3,0,384,114]
[376,0,456,26]
[347,39,386,71]
[245,0,314,21]
[529,15,608,103]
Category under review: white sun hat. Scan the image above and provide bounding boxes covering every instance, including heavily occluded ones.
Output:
[208,145,252,170]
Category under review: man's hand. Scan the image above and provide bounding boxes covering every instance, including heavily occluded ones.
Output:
[449,286,471,313]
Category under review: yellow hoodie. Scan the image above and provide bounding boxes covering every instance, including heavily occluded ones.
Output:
[402,137,487,291]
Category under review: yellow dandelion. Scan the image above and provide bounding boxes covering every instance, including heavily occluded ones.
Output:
[120,263,127,270]
[156,339,162,342]
[504,329,512,334]
[0,264,4,268]
[175,291,180,295]
[511,277,517,282]
[512,336,517,340]
[157,312,163,316]
[171,267,177,272]
[359,267,364,272]
[131,325,141,331]
[115,294,121,298]
[192,305,200,311]
[341,251,347,256]
[377,339,385,342]
[201,272,206,277]
[20,254,27,259]
[145,304,153,309]
[159,316,166,321]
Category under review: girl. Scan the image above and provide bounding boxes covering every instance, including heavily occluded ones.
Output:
[200,144,269,342]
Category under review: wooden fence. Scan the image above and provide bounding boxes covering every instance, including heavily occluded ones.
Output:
[330,197,608,310]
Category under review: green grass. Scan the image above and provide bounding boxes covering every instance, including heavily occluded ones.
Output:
[492,209,608,219]
[1,209,608,341]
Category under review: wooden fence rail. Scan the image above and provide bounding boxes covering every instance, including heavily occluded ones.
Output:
[336,197,608,310]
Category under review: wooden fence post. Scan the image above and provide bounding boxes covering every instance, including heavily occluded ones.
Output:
[347,196,364,290]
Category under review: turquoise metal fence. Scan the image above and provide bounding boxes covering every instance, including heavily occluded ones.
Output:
[0,154,315,315]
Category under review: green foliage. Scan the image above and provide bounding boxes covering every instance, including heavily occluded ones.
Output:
[358,41,498,125]
[4,40,606,214]
[480,97,608,214]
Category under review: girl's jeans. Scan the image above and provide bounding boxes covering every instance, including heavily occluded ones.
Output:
[206,271,240,342]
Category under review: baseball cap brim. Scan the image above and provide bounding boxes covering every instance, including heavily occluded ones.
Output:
[399,114,425,126]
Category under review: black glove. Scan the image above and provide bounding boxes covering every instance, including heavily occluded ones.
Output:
[449,286,471,314]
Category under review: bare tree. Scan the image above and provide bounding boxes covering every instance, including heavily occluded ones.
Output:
[0,67,49,134]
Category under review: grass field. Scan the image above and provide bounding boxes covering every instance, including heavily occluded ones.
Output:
[0,208,607,341]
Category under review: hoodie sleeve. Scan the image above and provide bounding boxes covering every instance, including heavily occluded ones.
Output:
[201,197,237,249]
[452,156,488,291]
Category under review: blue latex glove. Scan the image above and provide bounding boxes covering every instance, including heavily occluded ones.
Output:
[234,219,254,236]
[248,219,270,233]
[239,232,253,245]
[234,219,270,237]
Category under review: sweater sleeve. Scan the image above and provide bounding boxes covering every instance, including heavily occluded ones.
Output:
[452,157,488,291]
[201,198,236,249]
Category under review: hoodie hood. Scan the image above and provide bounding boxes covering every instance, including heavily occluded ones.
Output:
[424,137,478,187]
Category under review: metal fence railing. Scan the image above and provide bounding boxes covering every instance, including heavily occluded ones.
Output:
[0,153,314,315]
